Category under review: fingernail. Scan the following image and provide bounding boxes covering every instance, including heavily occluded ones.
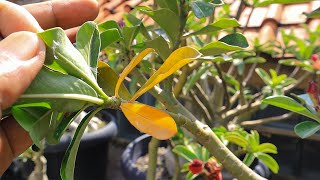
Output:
[0,32,42,61]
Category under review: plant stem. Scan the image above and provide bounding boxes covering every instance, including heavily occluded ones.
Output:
[146,137,160,180]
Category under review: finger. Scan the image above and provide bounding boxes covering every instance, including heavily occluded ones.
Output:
[65,26,80,43]
[0,32,45,110]
[24,0,99,30]
[0,1,42,37]
[0,116,32,175]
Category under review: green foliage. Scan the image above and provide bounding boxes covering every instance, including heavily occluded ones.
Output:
[263,95,320,138]
[190,1,214,19]
[76,21,100,78]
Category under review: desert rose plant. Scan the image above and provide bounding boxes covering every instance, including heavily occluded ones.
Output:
[6,0,317,179]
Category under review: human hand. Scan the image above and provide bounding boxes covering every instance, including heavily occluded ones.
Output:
[0,0,99,175]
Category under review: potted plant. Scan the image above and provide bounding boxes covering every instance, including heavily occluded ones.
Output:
[6,0,318,180]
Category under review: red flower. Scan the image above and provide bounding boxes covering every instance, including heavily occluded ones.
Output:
[189,159,203,174]
[204,159,222,180]
[311,54,319,62]
[308,81,320,111]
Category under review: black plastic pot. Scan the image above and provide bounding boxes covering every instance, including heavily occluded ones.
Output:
[121,134,167,180]
[44,110,117,180]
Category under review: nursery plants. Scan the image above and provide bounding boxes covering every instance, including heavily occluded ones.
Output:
[5,0,319,180]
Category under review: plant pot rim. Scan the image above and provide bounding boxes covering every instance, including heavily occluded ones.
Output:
[45,110,117,153]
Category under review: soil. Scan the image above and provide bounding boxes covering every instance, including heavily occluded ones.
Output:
[133,147,171,180]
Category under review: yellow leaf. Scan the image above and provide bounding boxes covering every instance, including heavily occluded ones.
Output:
[121,103,177,140]
[97,61,131,100]
[130,46,202,102]
[115,48,155,97]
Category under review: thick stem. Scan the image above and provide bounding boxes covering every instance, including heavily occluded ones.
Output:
[146,137,160,180]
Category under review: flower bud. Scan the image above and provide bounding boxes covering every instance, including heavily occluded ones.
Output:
[188,159,203,174]
[311,54,319,62]
[204,159,222,180]
[308,81,320,111]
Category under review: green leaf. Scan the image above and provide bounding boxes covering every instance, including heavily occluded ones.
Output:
[256,153,279,174]
[245,57,266,64]
[186,171,198,180]
[234,58,245,75]
[256,143,277,154]
[257,0,313,7]
[173,145,198,162]
[306,7,320,18]
[138,7,180,45]
[156,0,178,15]
[294,121,320,139]
[190,1,214,19]
[263,96,320,122]
[38,28,97,88]
[76,21,100,78]
[124,13,151,40]
[11,104,50,131]
[224,132,248,148]
[52,107,88,143]
[201,147,210,161]
[60,108,102,180]
[97,61,131,100]
[100,29,122,50]
[16,68,101,112]
[243,153,255,167]
[255,68,272,86]
[187,18,240,36]
[219,33,249,48]
[123,25,140,49]
[46,111,64,144]
[98,20,121,34]
[145,36,170,59]
[200,33,248,56]
[12,105,52,146]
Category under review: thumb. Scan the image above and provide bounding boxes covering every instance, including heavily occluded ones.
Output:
[0,31,45,110]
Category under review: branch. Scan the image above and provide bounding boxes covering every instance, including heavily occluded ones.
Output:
[241,112,295,127]
[190,90,214,127]
[243,63,257,86]
[223,100,261,122]
[173,66,189,97]
[284,72,311,93]
[214,63,231,109]
[146,137,160,180]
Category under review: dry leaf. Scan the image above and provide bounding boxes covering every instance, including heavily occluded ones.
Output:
[130,46,201,102]
[121,103,177,140]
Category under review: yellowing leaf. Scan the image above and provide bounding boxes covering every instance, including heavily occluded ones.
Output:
[120,103,177,140]
[115,48,155,97]
[130,46,202,102]
[97,61,131,100]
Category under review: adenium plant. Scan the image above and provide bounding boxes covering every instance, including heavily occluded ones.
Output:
[8,0,314,179]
